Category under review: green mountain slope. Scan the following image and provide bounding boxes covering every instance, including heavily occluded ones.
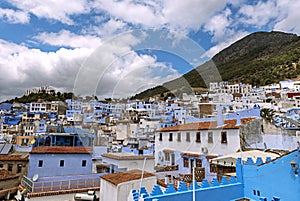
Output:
[132,31,300,100]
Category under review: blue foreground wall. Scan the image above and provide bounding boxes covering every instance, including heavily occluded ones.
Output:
[240,151,300,201]
[130,150,300,201]
[130,177,243,201]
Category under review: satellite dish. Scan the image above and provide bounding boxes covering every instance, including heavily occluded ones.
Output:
[32,174,39,182]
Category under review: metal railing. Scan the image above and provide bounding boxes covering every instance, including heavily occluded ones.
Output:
[21,176,99,193]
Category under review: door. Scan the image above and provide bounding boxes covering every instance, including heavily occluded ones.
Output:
[171,153,175,165]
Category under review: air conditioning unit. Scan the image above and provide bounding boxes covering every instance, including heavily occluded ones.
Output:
[201,147,208,154]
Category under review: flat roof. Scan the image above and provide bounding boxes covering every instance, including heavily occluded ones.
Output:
[100,169,155,185]
[210,150,280,167]
[101,152,154,160]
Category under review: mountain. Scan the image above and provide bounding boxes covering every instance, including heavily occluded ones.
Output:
[132,31,300,100]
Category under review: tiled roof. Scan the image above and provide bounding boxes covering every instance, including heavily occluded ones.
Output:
[163,149,175,153]
[102,153,154,160]
[100,169,155,185]
[206,155,218,159]
[158,118,256,132]
[0,154,29,161]
[30,146,93,154]
[180,152,201,157]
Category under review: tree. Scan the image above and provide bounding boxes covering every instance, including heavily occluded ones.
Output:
[260,108,274,121]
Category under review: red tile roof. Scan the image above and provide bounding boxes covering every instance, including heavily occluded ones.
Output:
[30,146,93,154]
[100,169,155,185]
[206,155,218,159]
[163,149,175,153]
[158,118,256,132]
[180,152,201,157]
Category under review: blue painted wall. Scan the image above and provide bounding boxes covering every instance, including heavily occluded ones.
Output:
[239,151,300,201]
[131,178,243,201]
[27,153,92,178]
[130,150,300,201]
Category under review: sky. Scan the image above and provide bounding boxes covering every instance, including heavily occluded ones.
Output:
[0,0,300,101]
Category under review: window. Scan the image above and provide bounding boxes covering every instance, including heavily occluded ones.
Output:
[210,164,217,173]
[8,164,13,171]
[165,153,170,161]
[253,190,256,195]
[0,164,3,168]
[196,159,202,167]
[159,133,162,141]
[183,158,189,168]
[171,153,175,165]
[186,132,190,142]
[169,133,173,141]
[257,191,260,196]
[221,131,227,144]
[60,160,65,167]
[17,164,22,173]
[196,132,201,143]
[82,160,87,167]
[177,132,181,142]
[208,132,213,143]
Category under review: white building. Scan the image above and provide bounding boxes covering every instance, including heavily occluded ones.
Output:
[280,80,294,90]
[100,169,156,201]
[209,82,252,95]
[101,152,155,173]
[154,117,256,178]
[29,102,50,113]
[115,120,138,141]
[138,117,160,133]
[65,99,82,110]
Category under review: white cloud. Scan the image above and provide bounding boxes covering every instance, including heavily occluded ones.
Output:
[0,31,180,101]
[0,39,93,101]
[92,0,164,28]
[203,8,233,42]
[0,8,30,24]
[7,0,90,25]
[95,52,180,99]
[274,0,300,34]
[33,30,102,48]
[92,0,229,34]
[238,0,279,28]
[72,31,181,98]
[162,0,228,32]
[84,19,129,39]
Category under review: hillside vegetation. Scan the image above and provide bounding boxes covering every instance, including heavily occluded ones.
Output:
[4,92,74,104]
[132,31,300,100]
